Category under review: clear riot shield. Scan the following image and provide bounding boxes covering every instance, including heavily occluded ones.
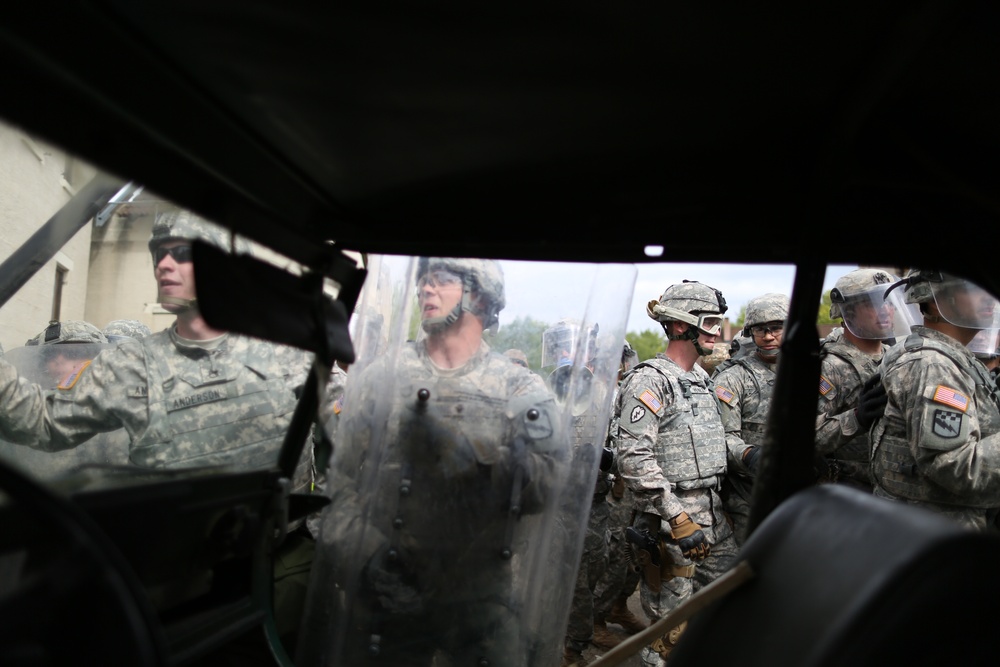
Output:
[299,255,636,667]
[0,344,131,480]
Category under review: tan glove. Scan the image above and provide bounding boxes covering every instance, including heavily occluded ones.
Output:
[669,512,710,561]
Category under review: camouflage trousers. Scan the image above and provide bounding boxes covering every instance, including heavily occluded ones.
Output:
[593,493,641,618]
[638,530,739,667]
[565,496,611,653]
[721,472,753,547]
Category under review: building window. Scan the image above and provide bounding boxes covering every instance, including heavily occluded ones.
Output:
[52,266,67,321]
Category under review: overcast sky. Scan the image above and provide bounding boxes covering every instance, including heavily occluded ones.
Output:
[496,260,857,335]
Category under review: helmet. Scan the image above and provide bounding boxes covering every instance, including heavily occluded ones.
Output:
[742,293,790,337]
[898,269,999,329]
[416,257,505,332]
[541,318,598,369]
[830,268,917,340]
[829,269,896,318]
[103,319,152,342]
[621,340,639,375]
[647,280,727,335]
[26,320,107,346]
[504,348,529,368]
[148,208,242,255]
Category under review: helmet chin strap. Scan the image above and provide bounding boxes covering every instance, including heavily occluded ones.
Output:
[665,323,713,356]
[159,295,198,312]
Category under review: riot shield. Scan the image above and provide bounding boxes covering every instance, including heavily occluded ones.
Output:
[299,254,636,667]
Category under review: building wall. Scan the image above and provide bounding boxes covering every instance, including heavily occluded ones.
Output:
[0,126,97,352]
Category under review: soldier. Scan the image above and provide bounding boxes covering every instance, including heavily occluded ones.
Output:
[968,327,1000,375]
[0,208,344,653]
[871,270,1000,531]
[613,280,739,666]
[24,319,109,385]
[593,341,648,647]
[299,257,570,667]
[542,320,617,666]
[102,318,152,342]
[504,347,530,369]
[714,292,789,546]
[815,268,916,491]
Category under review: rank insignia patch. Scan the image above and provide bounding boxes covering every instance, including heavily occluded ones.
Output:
[638,389,662,413]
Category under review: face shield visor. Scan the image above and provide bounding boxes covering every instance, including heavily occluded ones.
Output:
[838,286,920,340]
[968,325,1000,359]
[929,274,1000,329]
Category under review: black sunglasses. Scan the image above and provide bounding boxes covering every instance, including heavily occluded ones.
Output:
[153,244,193,264]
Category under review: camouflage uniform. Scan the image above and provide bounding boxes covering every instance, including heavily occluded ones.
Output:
[613,354,738,667]
[815,327,883,490]
[0,327,324,494]
[310,339,565,667]
[563,392,614,656]
[714,351,777,546]
[103,318,153,341]
[871,326,1000,530]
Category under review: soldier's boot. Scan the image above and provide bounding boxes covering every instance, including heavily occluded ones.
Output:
[649,620,688,665]
[561,645,588,667]
[591,620,624,649]
[607,595,648,634]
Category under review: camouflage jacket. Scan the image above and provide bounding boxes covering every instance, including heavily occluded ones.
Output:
[815,328,884,460]
[871,327,1000,529]
[613,354,730,539]
[0,327,331,492]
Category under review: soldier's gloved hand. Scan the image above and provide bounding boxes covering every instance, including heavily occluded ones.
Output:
[669,512,710,561]
[364,546,424,615]
[855,374,887,431]
[600,446,615,472]
[742,446,760,473]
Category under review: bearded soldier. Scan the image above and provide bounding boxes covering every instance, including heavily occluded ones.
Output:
[613,280,739,666]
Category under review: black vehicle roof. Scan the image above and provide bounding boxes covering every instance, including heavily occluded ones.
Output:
[1,3,997,278]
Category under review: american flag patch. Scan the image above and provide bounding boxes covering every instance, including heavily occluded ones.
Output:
[819,376,834,396]
[333,397,344,415]
[638,389,662,413]
[716,386,735,404]
[933,385,969,412]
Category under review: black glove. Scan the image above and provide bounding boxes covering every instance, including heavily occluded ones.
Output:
[742,446,760,473]
[669,512,710,561]
[600,446,615,472]
[855,374,887,431]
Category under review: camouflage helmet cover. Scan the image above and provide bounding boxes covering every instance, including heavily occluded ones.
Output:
[647,280,727,333]
[26,320,108,346]
[417,257,506,330]
[148,208,239,254]
[743,293,790,333]
[901,268,940,304]
[829,268,897,319]
[103,319,152,341]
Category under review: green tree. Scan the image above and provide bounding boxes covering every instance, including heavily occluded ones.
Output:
[490,316,551,370]
[626,329,666,361]
[817,290,837,325]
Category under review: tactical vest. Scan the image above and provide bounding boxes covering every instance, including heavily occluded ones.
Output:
[872,332,1000,506]
[724,357,775,446]
[819,336,883,463]
[130,333,309,490]
[634,358,726,490]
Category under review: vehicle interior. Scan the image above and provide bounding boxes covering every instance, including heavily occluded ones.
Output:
[2,3,1000,666]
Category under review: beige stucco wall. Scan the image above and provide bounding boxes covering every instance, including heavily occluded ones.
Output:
[0,126,97,353]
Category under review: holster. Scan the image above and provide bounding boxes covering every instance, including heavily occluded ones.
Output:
[632,513,696,588]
